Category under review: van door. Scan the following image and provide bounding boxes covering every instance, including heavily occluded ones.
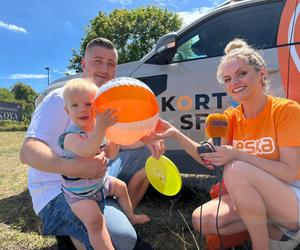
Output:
[131,0,285,173]
[278,0,300,103]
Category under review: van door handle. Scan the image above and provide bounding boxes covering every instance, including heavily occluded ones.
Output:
[268,66,279,75]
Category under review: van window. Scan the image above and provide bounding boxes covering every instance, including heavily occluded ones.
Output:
[172,0,284,63]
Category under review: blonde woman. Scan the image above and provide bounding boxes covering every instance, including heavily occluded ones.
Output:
[153,39,300,250]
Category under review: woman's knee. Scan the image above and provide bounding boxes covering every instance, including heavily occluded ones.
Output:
[192,207,216,234]
[223,161,251,189]
[192,208,201,231]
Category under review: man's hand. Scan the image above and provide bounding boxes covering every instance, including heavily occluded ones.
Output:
[20,138,108,179]
[64,151,108,179]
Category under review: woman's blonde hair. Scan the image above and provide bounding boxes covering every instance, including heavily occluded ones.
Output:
[63,78,98,105]
[217,38,269,91]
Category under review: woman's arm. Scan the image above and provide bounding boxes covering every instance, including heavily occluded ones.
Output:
[238,146,300,183]
[154,119,204,164]
[201,145,300,183]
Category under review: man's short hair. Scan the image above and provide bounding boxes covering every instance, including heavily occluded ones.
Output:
[86,37,116,51]
[85,38,118,61]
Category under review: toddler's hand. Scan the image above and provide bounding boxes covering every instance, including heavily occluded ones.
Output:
[96,108,118,130]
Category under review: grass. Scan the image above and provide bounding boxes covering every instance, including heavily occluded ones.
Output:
[0,131,262,250]
[0,131,56,250]
[0,131,213,250]
[135,184,210,249]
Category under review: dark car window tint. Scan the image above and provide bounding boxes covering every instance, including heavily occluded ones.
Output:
[172,1,284,63]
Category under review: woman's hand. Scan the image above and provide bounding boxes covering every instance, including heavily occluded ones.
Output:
[146,139,165,160]
[140,135,165,160]
[200,145,240,166]
[151,118,178,140]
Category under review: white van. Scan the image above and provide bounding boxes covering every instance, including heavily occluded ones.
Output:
[37,0,300,174]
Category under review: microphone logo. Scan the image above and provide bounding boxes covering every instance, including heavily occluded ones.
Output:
[210,120,228,127]
[205,113,228,145]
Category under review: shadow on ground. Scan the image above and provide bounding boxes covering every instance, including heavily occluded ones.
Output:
[2,176,296,250]
[0,189,41,233]
[0,175,215,250]
[0,189,60,249]
[134,176,212,250]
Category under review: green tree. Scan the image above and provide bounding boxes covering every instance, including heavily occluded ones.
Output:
[11,83,37,124]
[69,6,182,72]
[0,83,37,126]
[0,88,14,102]
[11,82,37,102]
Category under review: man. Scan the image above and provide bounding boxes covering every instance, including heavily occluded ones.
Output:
[20,38,164,250]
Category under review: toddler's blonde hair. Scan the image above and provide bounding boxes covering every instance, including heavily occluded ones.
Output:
[63,78,98,105]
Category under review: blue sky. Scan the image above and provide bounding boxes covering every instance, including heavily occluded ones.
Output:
[0,0,222,93]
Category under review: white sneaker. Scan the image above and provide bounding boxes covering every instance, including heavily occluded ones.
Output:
[269,239,299,250]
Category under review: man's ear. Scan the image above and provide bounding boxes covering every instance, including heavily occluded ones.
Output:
[64,106,69,115]
[81,57,86,71]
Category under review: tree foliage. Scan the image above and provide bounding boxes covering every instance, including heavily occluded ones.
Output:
[11,82,37,102]
[69,6,182,72]
[0,88,14,102]
[0,82,37,126]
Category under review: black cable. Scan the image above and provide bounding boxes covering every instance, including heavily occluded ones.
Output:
[199,204,203,248]
[216,166,225,250]
[197,141,225,249]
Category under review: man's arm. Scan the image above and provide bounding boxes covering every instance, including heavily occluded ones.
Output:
[104,141,119,160]
[20,137,107,179]
[119,141,145,150]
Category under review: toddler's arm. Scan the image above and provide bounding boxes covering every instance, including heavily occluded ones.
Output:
[64,109,117,157]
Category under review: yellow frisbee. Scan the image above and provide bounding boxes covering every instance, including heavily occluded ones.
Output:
[145,156,182,196]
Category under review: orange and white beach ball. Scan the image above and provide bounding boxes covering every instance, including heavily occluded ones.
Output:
[94,77,159,145]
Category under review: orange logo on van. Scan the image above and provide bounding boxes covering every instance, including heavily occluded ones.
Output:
[278,0,300,103]
[233,137,275,155]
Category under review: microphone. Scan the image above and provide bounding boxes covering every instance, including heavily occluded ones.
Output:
[205,113,228,146]
[204,114,229,249]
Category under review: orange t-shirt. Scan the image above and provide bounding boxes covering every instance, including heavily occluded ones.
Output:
[224,95,300,167]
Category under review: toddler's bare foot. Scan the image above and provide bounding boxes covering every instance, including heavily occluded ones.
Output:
[130,214,150,225]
